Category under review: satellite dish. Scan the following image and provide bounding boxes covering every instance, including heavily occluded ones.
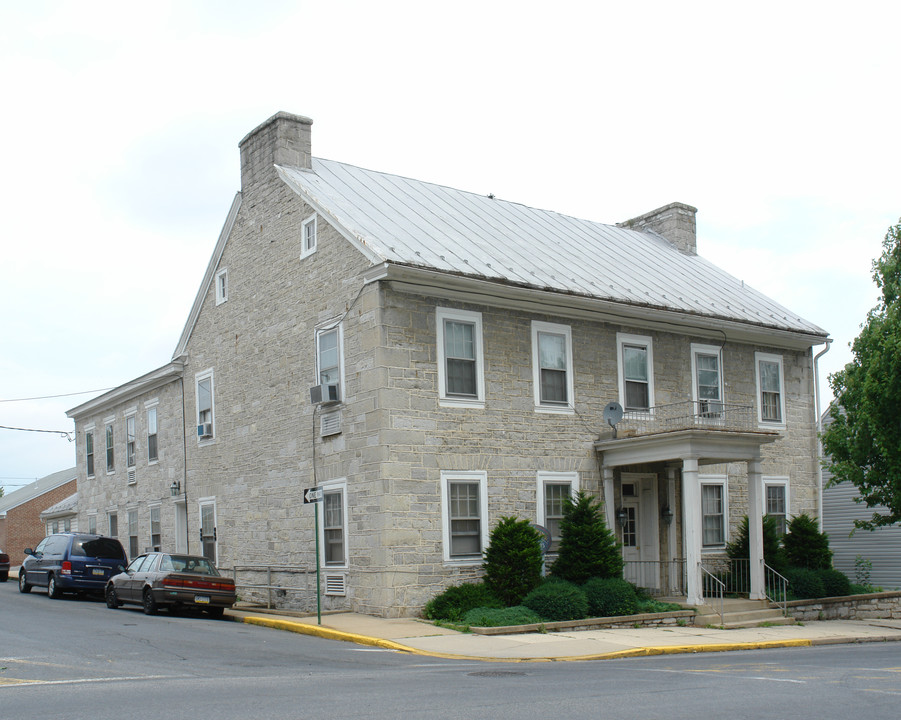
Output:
[603,401,624,437]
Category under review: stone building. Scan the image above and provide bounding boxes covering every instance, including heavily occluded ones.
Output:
[67,112,830,617]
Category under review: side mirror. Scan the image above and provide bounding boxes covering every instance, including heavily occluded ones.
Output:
[24,548,34,556]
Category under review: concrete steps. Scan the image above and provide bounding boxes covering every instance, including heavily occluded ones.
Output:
[693,599,795,629]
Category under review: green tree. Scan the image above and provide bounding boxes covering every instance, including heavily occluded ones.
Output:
[550,491,623,584]
[726,515,785,570]
[823,219,901,528]
[482,516,543,606]
[782,514,833,570]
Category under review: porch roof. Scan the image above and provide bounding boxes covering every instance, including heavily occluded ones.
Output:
[594,428,779,467]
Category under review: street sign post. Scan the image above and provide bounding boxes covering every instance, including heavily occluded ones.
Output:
[304,486,323,624]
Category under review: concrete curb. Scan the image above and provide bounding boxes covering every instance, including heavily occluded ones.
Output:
[235,614,835,663]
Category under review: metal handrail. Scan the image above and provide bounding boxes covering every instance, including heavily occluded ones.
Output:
[699,564,725,626]
[764,562,788,616]
[229,564,317,609]
[619,400,758,435]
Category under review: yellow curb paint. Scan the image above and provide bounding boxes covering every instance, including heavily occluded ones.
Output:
[237,616,814,663]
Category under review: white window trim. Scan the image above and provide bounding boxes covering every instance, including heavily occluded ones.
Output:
[690,343,725,409]
[85,424,96,479]
[755,352,786,428]
[125,411,137,470]
[436,307,485,408]
[198,497,218,565]
[215,268,228,305]
[530,320,575,414]
[763,475,790,527]
[440,470,489,565]
[536,471,579,539]
[301,213,317,259]
[195,368,216,443]
[616,332,655,413]
[318,478,349,569]
[104,416,116,475]
[315,321,345,390]
[700,475,729,551]
[146,402,159,465]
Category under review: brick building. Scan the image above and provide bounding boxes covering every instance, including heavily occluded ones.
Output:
[0,468,77,566]
[67,112,831,617]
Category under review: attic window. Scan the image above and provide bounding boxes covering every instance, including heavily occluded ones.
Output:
[301,214,317,259]
[215,269,228,305]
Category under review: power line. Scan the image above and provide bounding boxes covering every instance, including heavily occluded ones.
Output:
[0,424,73,441]
[0,387,115,403]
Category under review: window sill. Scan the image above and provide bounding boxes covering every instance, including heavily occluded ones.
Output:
[443,557,482,567]
[534,405,574,415]
[758,421,786,430]
[439,398,485,410]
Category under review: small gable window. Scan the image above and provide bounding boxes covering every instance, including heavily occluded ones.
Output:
[301,214,317,258]
[215,269,228,305]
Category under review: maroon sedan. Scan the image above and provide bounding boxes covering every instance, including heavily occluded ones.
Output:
[105,552,236,618]
[0,548,9,582]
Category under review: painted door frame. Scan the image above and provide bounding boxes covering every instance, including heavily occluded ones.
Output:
[621,472,660,589]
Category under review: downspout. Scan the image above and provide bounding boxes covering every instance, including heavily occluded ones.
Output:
[180,373,191,554]
[813,339,833,532]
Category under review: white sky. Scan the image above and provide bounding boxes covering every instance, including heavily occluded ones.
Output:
[1,1,899,491]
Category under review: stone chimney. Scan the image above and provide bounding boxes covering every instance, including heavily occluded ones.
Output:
[618,202,698,255]
[239,112,313,192]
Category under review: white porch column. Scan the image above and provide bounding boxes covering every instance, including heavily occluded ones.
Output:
[747,459,765,600]
[602,466,615,531]
[681,457,703,606]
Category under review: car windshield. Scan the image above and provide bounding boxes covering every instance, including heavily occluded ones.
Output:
[74,537,126,560]
[163,555,218,575]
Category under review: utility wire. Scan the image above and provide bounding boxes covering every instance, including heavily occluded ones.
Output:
[0,424,73,441]
[0,387,115,403]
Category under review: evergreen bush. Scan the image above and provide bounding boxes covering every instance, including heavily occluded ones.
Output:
[783,514,833,570]
[462,605,543,628]
[582,577,638,617]
[785,567,826,600]
[482,516,543,606]
[522,580,588,622]
[818,568,852,597]
[550,491,623,584]
[423,582,502,621]
[726,515,785,571]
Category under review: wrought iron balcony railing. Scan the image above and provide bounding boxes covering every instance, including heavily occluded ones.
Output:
[615,400,760,436]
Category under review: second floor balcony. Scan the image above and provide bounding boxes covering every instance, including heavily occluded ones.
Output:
[605,400,772,439]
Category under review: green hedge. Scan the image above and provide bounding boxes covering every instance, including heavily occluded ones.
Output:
[423,582,502,621]
[522,580,588,622]
[462,606,543,627]
[583,577,638,617]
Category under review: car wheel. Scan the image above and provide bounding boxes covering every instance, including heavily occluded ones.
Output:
[18,573,31,593]
[206,607,225,619]
[142,588,158,615]
[47,574,61,599]
[105,585,121,609]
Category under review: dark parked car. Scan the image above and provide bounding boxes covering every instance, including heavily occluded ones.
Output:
[0,548,9,582]
[105,552,236,618]
[19,533,128,598]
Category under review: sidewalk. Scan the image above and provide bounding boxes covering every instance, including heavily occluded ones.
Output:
[226,606,901,662]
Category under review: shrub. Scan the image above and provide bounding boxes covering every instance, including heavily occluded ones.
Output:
[522,580,588,622]
[423,582,502,621]
[726,515,785,571]
[583,577,638,617]
[550,491,623,584]
[482,516,543,606]
[785,567,826,600]
[783,514,833,570]
[818,568,851,597]
[637,598,684,613]
[462,605,543,627]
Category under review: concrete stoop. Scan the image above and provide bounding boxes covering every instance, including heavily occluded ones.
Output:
[693,599,795,629]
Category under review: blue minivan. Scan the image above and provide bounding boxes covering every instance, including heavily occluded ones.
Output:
[19,533,128,598]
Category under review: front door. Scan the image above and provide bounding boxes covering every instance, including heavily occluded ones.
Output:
[621,474,660,589]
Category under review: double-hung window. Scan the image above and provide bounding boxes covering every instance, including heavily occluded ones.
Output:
[691,344,724,418]
[531,321,574,412]
[215,268,228,305]
[316,326,342,385]
[147,405,158,463]
[200,501,217,565]
[437,308,484,407]
[441,471,488,562]
[537,472,578,553]
[755,353,785,426]
[105,421,115,473]
[127,509,139,559]
[320,480,348,567]
[617,333,654,412]
[764,477,790,535]
[150,505,161,551]
[85,428,95,478]
[125,413,136,469]
[301,214,317,258]
[701,479,727,548]
[196,370,215,440]
[108,511,118,538]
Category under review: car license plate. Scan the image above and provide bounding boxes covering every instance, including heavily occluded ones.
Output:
[195,595,210,604]
[92,569,105,576]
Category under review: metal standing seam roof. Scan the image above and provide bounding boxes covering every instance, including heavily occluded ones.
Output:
[277,159,827,338]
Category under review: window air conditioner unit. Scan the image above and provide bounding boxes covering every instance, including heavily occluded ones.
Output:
[310,382,340,405]
[197,422,213,438]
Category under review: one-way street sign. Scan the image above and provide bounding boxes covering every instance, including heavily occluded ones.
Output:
[303,486,323,503]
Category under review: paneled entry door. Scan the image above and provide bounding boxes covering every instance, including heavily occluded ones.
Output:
[621,473,660,590]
